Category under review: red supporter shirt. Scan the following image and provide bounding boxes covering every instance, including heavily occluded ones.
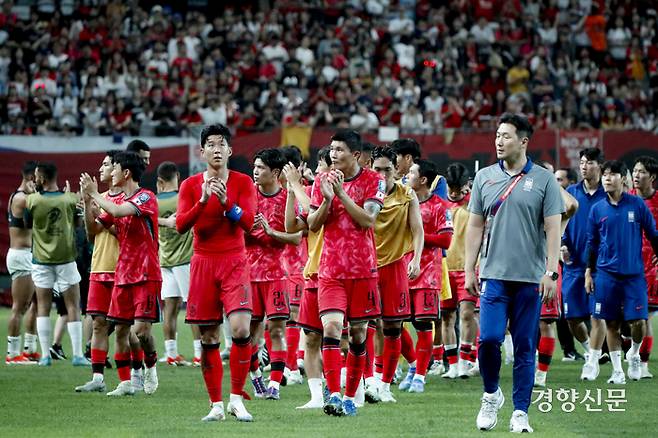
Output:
[176,171,257,256]
[631,189,658,276]
[310,167,385,279]
[409,195,453,290]
[98,188,161,285]
[246,187,289,282]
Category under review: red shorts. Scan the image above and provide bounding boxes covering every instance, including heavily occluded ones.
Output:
[186,253,252,325]
[378,259,411,321]
[410,288,439,320]
[86,280,113,317]
[647,270,658,309]
[442,271,480,311]
[251,279,290,321]
[298,286,323,334]
[108,281,161,324]
[541,274,562,320]
[288,275,304,307]
[318,277,380,322]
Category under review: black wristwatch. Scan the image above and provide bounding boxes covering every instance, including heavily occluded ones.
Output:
[545,271,559,281]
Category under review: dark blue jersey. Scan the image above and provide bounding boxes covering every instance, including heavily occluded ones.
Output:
[563,181,607,272]
[587,193,658,276]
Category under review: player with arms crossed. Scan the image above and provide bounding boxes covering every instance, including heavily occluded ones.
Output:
[307,130,386,417]
[176,124,256,422]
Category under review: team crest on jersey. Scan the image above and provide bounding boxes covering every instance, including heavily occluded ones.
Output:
[523,178,534,191]
[134,192,151,206]
[628,211,635,222]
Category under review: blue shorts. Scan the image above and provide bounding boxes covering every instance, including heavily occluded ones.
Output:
[562,269,592,319]
[592,270,648,321]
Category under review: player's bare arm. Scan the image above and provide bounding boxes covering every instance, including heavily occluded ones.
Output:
[283,163,311,213]
[285,182,308,233]
[80,172,138,218]
[464,212,485,296]
[82,196,105,239]
[332,170,379,228]
[255,213,303,245]
[541,214,562,303]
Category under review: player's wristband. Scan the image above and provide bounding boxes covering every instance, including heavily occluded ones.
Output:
[224,204,243,222]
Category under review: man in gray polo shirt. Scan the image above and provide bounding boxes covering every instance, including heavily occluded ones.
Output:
[465,114,564,433]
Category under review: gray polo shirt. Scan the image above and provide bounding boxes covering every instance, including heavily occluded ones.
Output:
[468,159,565,283]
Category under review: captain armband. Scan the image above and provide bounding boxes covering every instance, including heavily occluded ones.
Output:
[224,204,243,222]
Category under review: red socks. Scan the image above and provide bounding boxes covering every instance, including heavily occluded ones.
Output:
[322,337,342,393]
[459,343,472,361]
[201,343,223,403]
[131,348,144,370]
[537,336,556,372]
[382,331,402,384]
[401,326,417,364]
[345,342,366,398]
[640,336,653,363]
[269,350,286,384]
[91,348,107,375]
[364,325,375,379]
[250,343,260,372]
[230,337,252,395]
[144,351,157,369]
[433,344,444,362]
[285,323,300,371]
[415,330,433,376]
[445,344,458,365]
[115,351,131,382]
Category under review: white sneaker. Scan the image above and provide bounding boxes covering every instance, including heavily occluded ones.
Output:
[75,379,106,392]
[476,387,504,431]
[131,368,144,391]
[641,362,653,379]
[442,364,459,379]
[364,379,381,403]
[580,361,599,381]
[534,369,547,387]
[202,402,225,422]
[607,370,626,385]
[296,399,324,409]
[355,378,365,407]
[107,380,135,396]
[287,369,304,385]
[458,359,474,379]
[379,387,397,403]
[468,360,480,377]
[509,410,533,433]
[428,360,445,376]
[227,397,253,422]
[143,366,158,395]
[626,352,642,381]
[297,358,305,372]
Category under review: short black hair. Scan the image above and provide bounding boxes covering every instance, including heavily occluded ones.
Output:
[201,124,232,148]
[126,139,151,153]
[601,160,628,176]
[361,142,376,155]
[112,151,147,182]
[317,146,332,168]
[416,159,440,187]
[106,150,122,161]
[633,156,658,178]
[579,147,603,164]
[371,146,397,164]
[499,113,534,140]
[281,145,303,167]
[157,161,179,182]
[331,129,362,152]
[558,167,577,183]
[22,160,37,178]
[36,162,57,182]
[445,162,470,188]
[390,138,421,160]
[254,148,287,174]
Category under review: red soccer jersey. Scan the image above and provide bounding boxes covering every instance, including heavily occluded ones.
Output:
[98,188,161,286]
[176,171,257,256]
[631,189,658,275]
[284,196,309,280]
[409,194,453,290]
[246,187,289,282]
[310,167,385,279]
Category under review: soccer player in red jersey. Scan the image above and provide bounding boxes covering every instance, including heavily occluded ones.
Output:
[308,130,386,417]
[246,148,302,400]
[403,159,453,392]
[80,151,161,397]
[75,150,123,392]
[631,156,658,379]
[175,124,256,422]
[280,146,308,385]
[285,147,332,409]
[370,146,424,403]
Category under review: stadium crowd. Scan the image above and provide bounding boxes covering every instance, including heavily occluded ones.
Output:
[1,0,658,137]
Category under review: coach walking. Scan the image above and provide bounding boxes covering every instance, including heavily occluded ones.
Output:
[464,114,564,433]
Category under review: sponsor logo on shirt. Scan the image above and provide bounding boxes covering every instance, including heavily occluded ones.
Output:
[134,192,151,206]
[628,211,635,223]
[523,178,534,191]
